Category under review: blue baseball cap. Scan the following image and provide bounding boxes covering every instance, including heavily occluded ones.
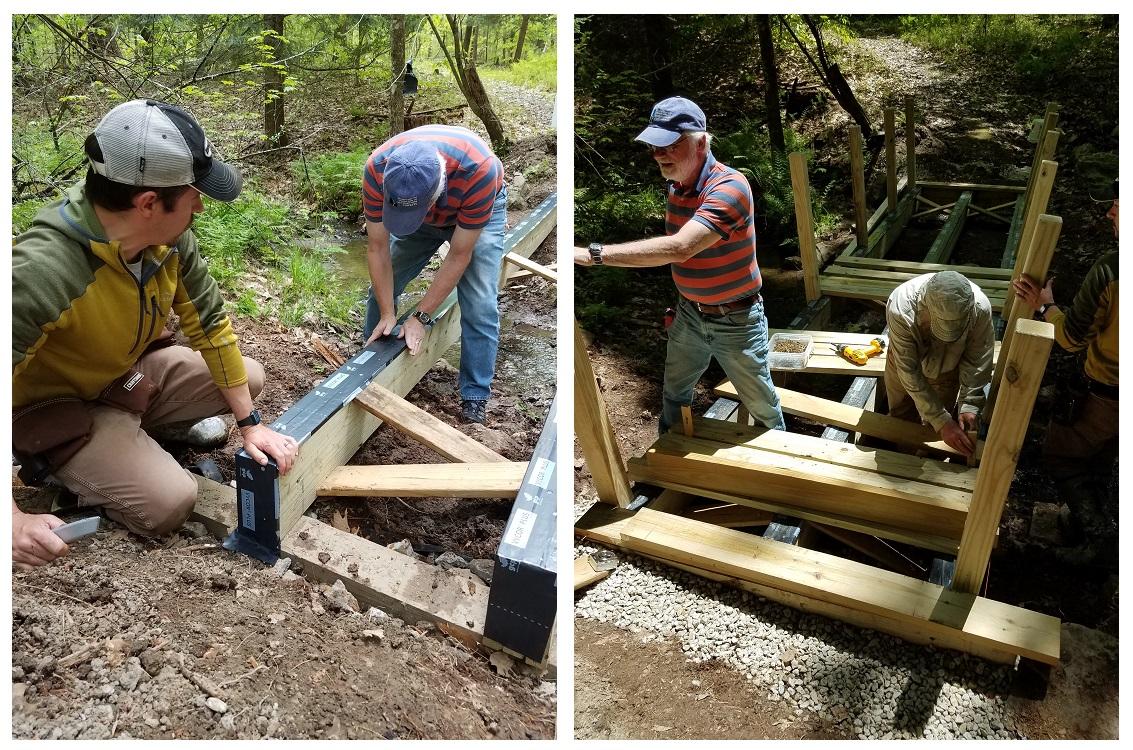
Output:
[383,141,443,237]
[635,97,707,147]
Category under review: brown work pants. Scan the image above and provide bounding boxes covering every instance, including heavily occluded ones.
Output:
[880,362,961,426]
[53,346,264,536]
[1044,391,1119,483]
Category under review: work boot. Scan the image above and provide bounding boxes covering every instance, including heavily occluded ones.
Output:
[461,399,488,425]
[148,417,230,449]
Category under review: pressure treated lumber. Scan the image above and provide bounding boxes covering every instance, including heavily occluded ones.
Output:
[904,97,917,188]
[354,382,507,464]
[885,108,898,216]
[318,462,528,498]
[849,125,869,248]
[621,509,1060,665]
[818,276,1007,313]
[832,256,1013,279]
[574,320,633,507]
[712,382,982,459]
[507,262,557,281]
[922,191,972,264]
[574,555,610,591]
[496,195,557,287]
[953,319,1054,594]
[988,213,1061,416]
[840,190,916,260]
[1003,160,1057,321]
[632,432,970,541]
[504,252,557,282]
[572,504,1036,665]
[685,502,775,529]
[824,264,1010,289]
[789,151,820,301]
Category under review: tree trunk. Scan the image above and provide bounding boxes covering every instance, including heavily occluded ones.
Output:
[756,15,785,155]
[389,16,406,137]
[513,15,529,62]
[263,14,288,147]
[642,15,674,100]
[429,15,507,151]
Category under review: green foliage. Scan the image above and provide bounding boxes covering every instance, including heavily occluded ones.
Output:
[574,186,666,244]
[193,189,299,289]
[274,245,365,329]
[12,198,53,235]
[480,50,556,91]
[291,146,374,217]
[12,121,85,201]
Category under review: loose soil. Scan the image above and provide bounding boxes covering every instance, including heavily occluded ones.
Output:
[13,79,558,739]
[574,33,1117,739]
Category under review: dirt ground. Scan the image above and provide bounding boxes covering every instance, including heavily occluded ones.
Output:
[573,33,1118,739]
[12,89,558,738]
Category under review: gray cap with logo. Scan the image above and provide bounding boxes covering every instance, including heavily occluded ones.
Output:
[923,271,975,342]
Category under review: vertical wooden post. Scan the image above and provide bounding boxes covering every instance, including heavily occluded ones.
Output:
[680,405,694,437]
[788,151,820,302]
[988,213,1061,419]
[904,96,917,190]
[573,320,633,507]
[953,319,1054,594]
[884,108,898,215]
[849,125,869,249]
[1022,107,1059,211]
[1004,160,1057,320]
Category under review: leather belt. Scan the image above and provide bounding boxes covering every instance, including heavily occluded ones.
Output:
[692,293,762,317]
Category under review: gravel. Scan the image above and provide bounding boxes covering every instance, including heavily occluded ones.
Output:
[575,535,1021,740]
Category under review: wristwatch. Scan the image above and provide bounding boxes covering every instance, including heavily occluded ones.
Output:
[236,409,262,428]
[412,309,435,327]
[588,242,604,265]
[1038,302,1054,317]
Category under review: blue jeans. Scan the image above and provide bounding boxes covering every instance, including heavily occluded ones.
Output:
[364,189,508,402]
[660,296,785,433]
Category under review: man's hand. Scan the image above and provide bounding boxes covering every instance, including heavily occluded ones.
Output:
[574,246,593,266]
[365,314,399,346]
[241,424,300,475]
[1011,274,1054,312]
[13,505,69,570]
[399,315,428,355]
[957,411,979,432]
[939,418,976,457]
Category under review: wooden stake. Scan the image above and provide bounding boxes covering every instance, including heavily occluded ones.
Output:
[1004,160,1057,321]
[849,125,869,248]
[573,320,633,507]
[788,152,820,302]
[680,405,695,437]
[904,96,917,189]
[988,214,1061,418]
[884,108,898,215]
[953,319,1054,594]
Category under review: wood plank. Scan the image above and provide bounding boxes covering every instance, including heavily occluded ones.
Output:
[954,320,1054,593]
[682,416,978,492]
[818,276,1006,312]
[824,265,1010,289]
[923,191,972,264]
[191,474,238,537]
[849,125,869,248]
[278,302,463,537]
[1001,195,1027,267]
[885,108,898,215]
[621,509,1060,665]
[1004,159,1057,321]
[496,195,557,287]
[353,382,507,464]
[504,252,557,282]
[917,181,1025,208]
[636,434,970,541]
[573,555,610,591]
[574,321,633,507]
[284,516,488,648]
[832,256,1013,279]
[789,152,820,301]
[507,262,557,282]
[713,383,981,459]
[685,502,775,528]
[809,522,925,578]
[318,462,528,498]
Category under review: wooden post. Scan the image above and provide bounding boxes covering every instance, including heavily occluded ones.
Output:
[884,108,898,215]
[849,125,869,249]
[574,320,633,507]
[953,319,1054,594]
[987,214,1061,419]
[681,405,694,437]
[904,96,917,189]
[1003,160,1057,321]
[1021,107,1058,214]
[788,152,820,302]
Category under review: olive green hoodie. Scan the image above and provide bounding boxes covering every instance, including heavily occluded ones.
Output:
[12,179,247,408]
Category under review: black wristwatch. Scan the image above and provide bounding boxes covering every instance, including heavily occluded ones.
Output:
[1038,302,1054,317]
[588,242,604,265]
[412,309,435,327]
[236,409,262,428]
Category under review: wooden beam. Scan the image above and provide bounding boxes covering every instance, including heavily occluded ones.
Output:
[574,321,633,507]
[788,151,820,302]
[832,256,1013,279]
[621,509,1060,665]
[824,264,1010,290]
[953,319,1054,594]
[916,181,1025,205]
[904,96,917,188]
[685,502,775,529]
[353,382,508,464]
[849,125,869,248]
[885,108,898,216]
[817,276,1007,313]
[318,462,528,498]
[916,192,1010,225]
[922,191,973,265]
[504,252,557,282]
[988,214,1061,417]
[1001,195,1027,267]
[1004,160,1057,321]
[507,262,557,282]
[574,555,611,591]
[277,303,463,537]
[496,194,557,287]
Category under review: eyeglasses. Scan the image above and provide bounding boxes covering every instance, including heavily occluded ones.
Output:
[650,135,688,155]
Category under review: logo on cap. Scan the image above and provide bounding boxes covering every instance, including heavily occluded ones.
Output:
[392,196,419,208]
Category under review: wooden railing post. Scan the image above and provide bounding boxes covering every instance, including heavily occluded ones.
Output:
[884,107,898,215]
[788,151,821,302]
[953,319,1054,594]
[849,125,869,249]
[904,96,917,189]
[574,320,633,507]
[1003,160,1057,320]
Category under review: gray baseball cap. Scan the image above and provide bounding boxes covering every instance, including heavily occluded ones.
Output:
[86,99,242,201]
[923,271,974,343]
